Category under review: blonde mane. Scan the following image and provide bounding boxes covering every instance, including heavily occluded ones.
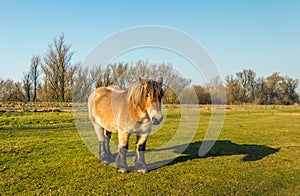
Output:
[126,82,145,112]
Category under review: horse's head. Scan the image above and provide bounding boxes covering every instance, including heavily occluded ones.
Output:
[139,77,164,125]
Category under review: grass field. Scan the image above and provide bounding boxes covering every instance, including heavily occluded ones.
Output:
[1,105,300,195]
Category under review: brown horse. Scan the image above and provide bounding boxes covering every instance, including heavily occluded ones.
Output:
[88,77,164,173]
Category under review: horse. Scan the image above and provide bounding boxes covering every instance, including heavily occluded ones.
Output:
[88,77,164,173]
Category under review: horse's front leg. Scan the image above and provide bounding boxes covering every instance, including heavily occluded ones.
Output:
[135,134,149,173]
[116,131,130,173]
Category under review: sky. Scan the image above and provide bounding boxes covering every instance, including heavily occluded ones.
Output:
[0,0,299,87]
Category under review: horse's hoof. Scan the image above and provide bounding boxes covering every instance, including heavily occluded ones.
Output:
[117,168,128,174]
[101,160,110,165]
[137,169,148,174]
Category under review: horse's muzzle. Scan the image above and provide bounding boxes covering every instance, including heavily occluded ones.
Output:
[151,116,163,125]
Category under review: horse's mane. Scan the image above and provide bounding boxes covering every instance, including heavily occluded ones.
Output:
[126,82,144,106]
[126,79,164,107]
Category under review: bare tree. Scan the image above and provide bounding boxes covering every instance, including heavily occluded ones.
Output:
[225,75,242,104]
[279,76,299,105]
[72,66,96,102]
[43,33,75,102]
[179,85,211,104]
[255,77,267,104]
[30,55,41,102]
[0,79,14,102]
[208,76,226,104]
[92,64,115,88]
[93,65,104,88]
[0,78,6,102]
[115,63,129,89]
[236,69,256,103]
[22,72,32,102]
[265,72,284,104]
[38,73,50,102]
[193,85,211,104]
[1,81,24,102]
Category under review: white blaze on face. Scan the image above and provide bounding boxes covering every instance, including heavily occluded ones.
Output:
[147,103,163,125]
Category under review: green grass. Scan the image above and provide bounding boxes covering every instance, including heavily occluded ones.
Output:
[1,105,300,195]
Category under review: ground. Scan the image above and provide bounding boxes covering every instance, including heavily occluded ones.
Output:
[0,104,300,195]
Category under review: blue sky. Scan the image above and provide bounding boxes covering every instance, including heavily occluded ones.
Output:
[0,0,299,86]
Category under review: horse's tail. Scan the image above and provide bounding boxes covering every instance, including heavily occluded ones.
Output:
[88,91,96,125]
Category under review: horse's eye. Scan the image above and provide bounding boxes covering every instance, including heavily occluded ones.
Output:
[158,95,163,102]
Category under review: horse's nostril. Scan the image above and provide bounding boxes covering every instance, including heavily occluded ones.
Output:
[152,117,162,125]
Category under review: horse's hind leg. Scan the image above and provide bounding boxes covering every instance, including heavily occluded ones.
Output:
[95,125,112,164]
[135,134,148,173]
[103,130,113,163]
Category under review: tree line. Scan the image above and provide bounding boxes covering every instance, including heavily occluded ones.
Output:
[225,69,299,105]
[0,34,299,105]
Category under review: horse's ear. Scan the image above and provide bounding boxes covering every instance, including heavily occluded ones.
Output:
[139,77,147,87]
[158,77,163,85]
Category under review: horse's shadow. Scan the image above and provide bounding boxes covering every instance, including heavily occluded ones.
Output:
[143,140,280,170]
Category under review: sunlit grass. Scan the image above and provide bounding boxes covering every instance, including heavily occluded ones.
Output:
[0,105,300,195]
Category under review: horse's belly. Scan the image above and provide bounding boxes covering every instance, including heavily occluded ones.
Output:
[96,116,119,133]
[130,123,152,134]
